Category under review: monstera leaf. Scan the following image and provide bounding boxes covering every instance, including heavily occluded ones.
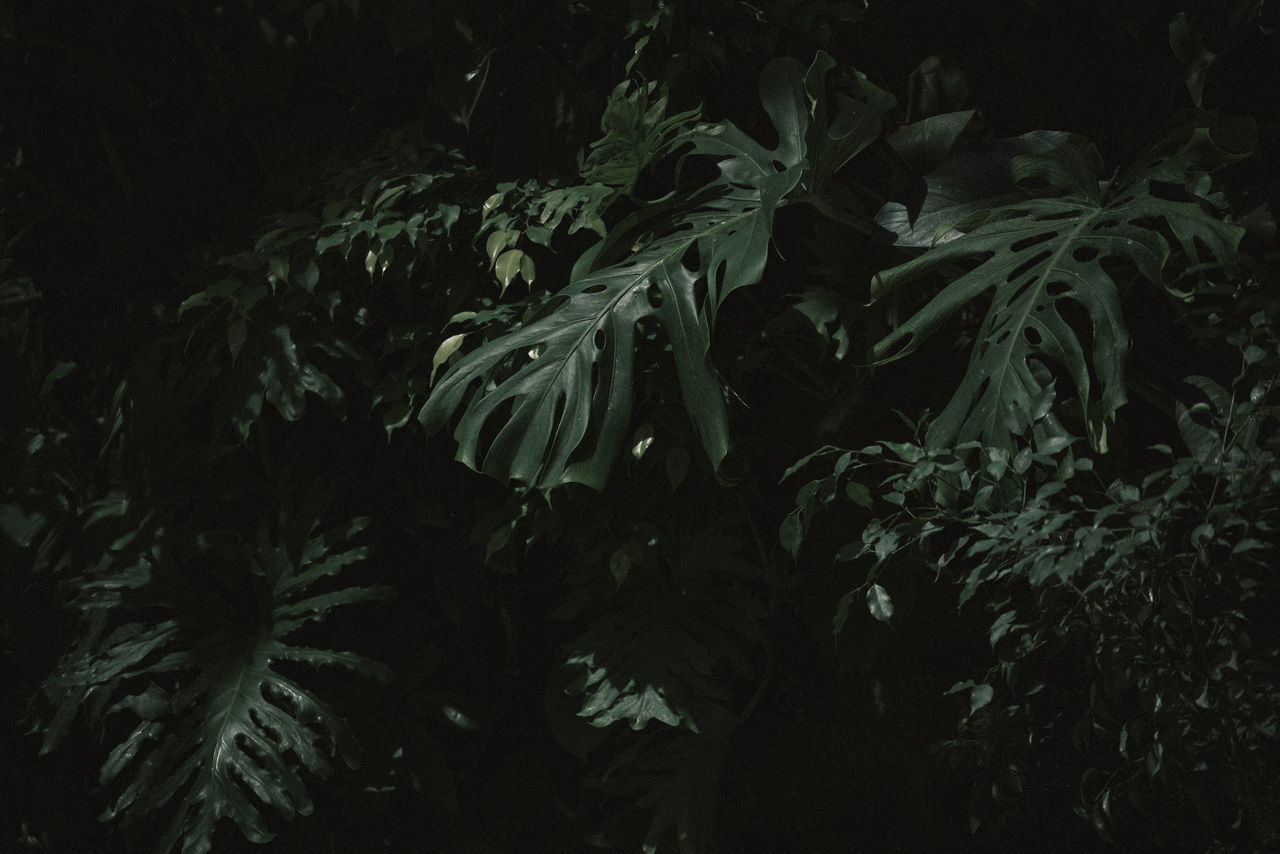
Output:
[419,58,814,490]
[559,532,763,734]
[590,709,735,854]
[872,114,1254,454]
[42,512,392,854]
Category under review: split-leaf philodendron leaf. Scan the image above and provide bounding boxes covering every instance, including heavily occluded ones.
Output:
[872,113,1254,455]
[420,56,891,490]
[41,515,393,854]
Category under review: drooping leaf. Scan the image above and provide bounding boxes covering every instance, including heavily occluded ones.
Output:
[420,58,813,489]
[872,115,1252,454]
[866,583,894,623]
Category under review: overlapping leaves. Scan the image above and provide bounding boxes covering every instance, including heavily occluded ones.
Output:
[421,55,891,489]
[419,58,809,489]
[872,113,1254,454]
[558,531,763,734]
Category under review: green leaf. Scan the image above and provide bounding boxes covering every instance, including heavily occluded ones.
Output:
[430,333,467,387]
[875,130,1077,248]
[779,512,803,557]
[873,123,1247,454]
[885,109,977,173]
[223,323,354,440]
[845,481,872,507]
[421,58,810,489]
[493,248,525,293]
[969,683,994,714]
[44,514,390,854]
[227,317,247,361]
[866,583,894,623]
[803,51,896,192]
[561,532,762,734]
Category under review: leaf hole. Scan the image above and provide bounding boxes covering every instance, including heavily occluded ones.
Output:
[1046,280,1071,297]
[693,275,708,310]
[1035,209,1082,222]
[1072,246,1100,263]
[1005,250,1052,285]
[684,242,702,273]
[593,328,607,351]
[1010,233,1054,253]
[582,283,608,294]
[646,282,664,309]
[1024,326,1043,346]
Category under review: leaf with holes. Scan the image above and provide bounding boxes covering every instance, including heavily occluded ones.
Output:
[420,58,813,489]
[872,114,1252,454]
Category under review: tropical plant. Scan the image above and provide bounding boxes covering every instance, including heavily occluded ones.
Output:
[39,494,392,854]
[784,295,1280,850]
[3,0,1278,852]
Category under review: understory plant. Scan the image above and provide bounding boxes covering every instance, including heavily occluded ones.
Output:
[785,298,1280,850]
[3,1,1277,852]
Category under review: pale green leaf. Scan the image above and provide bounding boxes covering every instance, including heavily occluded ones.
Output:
[494,249,524,293]
[430,333,467,386]
[866,583,894,623]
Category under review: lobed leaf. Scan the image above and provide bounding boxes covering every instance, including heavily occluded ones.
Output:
[873,117,1250,454]
[421,58,815,489]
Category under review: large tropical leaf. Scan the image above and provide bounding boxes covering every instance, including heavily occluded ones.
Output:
[871,114,1254,454]
[419,58,813,490]
[559,531,763,735]
[42,510,392,854]
[589,709,735,854]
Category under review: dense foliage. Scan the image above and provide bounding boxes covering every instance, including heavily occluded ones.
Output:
[2,1,1277,851]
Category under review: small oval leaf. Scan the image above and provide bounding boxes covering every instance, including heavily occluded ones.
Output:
[969,683,994,714]
[779,513,803,557]
[227,317,247,360]
[430,333,467,386]
[866,583,894,623]
[494,249,524,293]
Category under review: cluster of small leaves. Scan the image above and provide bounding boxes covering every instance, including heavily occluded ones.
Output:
[174,142,493,442]
[785,303,1280,849]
